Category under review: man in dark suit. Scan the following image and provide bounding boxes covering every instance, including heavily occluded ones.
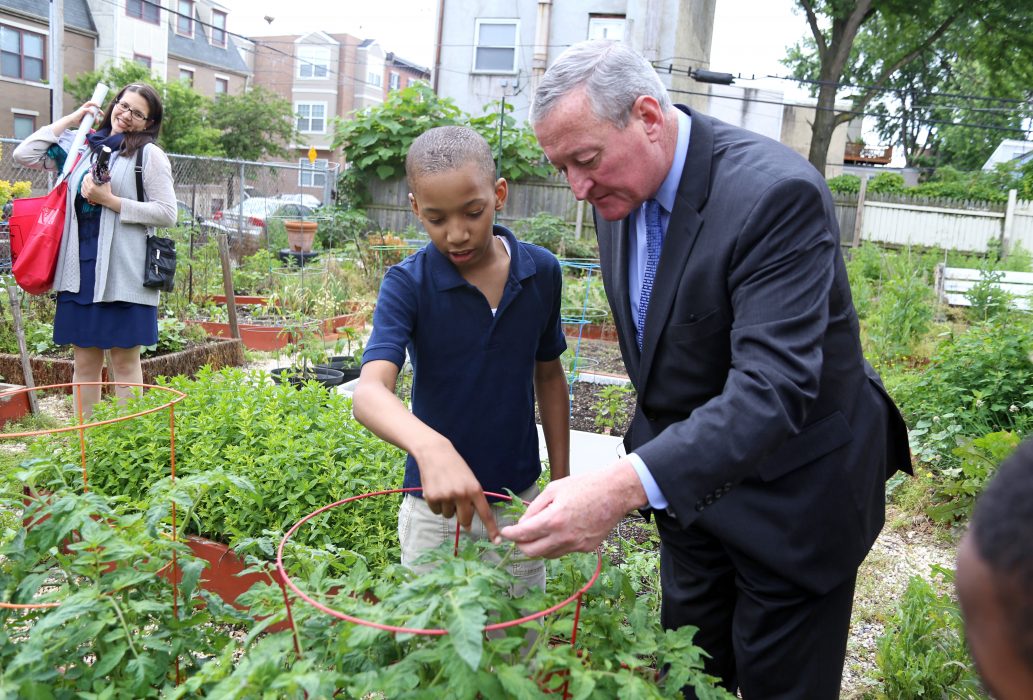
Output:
[501,40,912,698]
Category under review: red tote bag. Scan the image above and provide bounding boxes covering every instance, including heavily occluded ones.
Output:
[8,154,81,295]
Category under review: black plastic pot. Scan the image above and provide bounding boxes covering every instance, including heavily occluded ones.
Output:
[270,366,345,389]
[320,355,361,383]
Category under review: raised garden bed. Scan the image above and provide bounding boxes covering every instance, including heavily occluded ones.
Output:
[0,336,245,391]
[0,382,32,428]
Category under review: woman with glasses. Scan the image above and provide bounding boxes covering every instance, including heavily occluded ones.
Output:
[14,83,177,417]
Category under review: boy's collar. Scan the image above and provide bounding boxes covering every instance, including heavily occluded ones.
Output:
[428,225,536,290]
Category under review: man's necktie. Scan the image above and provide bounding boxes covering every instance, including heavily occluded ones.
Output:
[636,198,663,349]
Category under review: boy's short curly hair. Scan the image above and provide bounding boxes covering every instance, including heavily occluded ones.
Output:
[405,125,496,192]
[971,437,1033,672]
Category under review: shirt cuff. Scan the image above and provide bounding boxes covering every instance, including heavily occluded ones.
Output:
[627,452,669,510]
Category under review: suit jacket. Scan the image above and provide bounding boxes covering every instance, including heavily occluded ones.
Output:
[595,108,911,594]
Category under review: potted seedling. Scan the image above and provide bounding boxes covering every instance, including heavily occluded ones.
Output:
[318,326,364,383]
[270,320,344,389]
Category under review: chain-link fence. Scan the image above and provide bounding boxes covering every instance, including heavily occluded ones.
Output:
[1,136,341,272]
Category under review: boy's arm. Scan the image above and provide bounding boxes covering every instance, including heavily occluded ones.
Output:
[534,358,570,481]
[352,359,500,541]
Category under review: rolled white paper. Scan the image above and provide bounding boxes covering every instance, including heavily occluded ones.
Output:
[61,82,109,178]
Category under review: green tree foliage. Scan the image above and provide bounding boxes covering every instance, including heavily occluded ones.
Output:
[783,0,1033,173]
[159,80,223,156]
[332,84,549,204]
[65,61,296,161]
[208,85,297,161]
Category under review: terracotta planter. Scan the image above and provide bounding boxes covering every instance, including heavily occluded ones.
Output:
[284,220,318,253]
[564,322,619,342]
[0,383,32,429]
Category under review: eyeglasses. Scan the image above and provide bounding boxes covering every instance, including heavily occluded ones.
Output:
[115,100,149,122]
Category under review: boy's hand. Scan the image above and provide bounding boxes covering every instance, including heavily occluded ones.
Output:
[417,442,501,543]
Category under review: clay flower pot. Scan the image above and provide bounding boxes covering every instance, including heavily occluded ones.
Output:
[284,220,318,253]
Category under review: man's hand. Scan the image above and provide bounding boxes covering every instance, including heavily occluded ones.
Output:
[500,459,648,558]
[416,440,500,543]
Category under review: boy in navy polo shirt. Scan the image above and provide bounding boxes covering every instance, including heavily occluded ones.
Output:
[352,125,569,589]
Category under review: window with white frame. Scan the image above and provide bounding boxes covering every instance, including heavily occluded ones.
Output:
[176,0,193,37]
[588,15,625,41]
[298,158,328,188]
[389,72,400,90]
[126,0,160,24]
[179,67,194,86]
[367,70,382,88]
[214,76,229,94]
[211,10,227,47]
[12,113,35,140]
[295,102,326,133]
[473,19,518,73]
[297,44,330,79]
[1,24,45,82]
[133,53,152,69]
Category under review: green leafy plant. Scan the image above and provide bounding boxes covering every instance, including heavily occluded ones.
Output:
[23,367,407,570]
[925,430,1021,524]
[873,568,983,699]
[964,266,1015,322]
[864,250,935,363]
[592,383,635,434]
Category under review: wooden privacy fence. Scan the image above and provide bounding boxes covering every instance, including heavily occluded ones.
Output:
[834,188,1033,255]
[364,175,595,238]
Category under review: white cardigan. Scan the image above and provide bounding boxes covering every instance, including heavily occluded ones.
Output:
[13,127,177,305]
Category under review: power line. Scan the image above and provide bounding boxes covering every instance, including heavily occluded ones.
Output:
[669,86,1032,136]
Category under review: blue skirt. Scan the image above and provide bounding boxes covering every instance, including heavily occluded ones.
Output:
[53,205,157,349]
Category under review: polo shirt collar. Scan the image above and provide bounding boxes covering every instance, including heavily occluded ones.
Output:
[427,224,536,291]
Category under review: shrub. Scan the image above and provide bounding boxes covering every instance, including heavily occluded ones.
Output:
[867,172,907,195]
[924,430,1021,524]
[826,174,861,194]
[864,251,935,362]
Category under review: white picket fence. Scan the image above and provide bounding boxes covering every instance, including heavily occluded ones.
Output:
[834,189,1033,255]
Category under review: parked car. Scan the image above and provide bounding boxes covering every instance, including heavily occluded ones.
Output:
[205,197,318,237]
[271,193,322,208]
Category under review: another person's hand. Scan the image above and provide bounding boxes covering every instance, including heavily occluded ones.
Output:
[417,441,500,542]
[500,459,647,558]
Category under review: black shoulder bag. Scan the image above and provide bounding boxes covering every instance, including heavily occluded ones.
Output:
[137,148,177,291]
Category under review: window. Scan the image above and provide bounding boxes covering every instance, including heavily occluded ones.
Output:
[295,102,326,133]
[179,67,194,86]
[587,15,625,41]
[473,19,517,73]
[13,113,35,140]
[176,0,193,36]
[298,158,328,188]
[389,72,400,90]
[297,44,330,79]
[367,70,382,88]
[126,0,160,24]
[211,10,227,47]
[214,76,229,94]
[133,53,152,69]
[1,24,45,82]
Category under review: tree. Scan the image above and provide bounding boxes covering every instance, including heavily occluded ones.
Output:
[331,84,548,205]
[65,61,223,156]
[783,0,1033,174]
[207,85,297,161]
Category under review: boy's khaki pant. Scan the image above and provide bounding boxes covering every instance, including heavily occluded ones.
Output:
[398,485,546,594]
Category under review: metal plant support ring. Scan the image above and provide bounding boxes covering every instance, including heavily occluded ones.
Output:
[0,382,186,614]
[277,488,603,637]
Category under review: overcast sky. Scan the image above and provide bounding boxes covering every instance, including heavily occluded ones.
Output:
[219,0,811,90]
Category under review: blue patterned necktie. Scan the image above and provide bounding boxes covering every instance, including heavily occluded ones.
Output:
[636,198,664,349]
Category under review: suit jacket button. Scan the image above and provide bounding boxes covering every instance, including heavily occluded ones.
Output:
[695,500,704,512]
[704,494,714,505]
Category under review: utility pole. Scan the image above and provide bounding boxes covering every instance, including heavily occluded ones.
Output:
[495,80,508,182]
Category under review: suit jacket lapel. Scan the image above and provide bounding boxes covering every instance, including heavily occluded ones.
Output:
[596,213,640,379]
[638,109,715,381]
